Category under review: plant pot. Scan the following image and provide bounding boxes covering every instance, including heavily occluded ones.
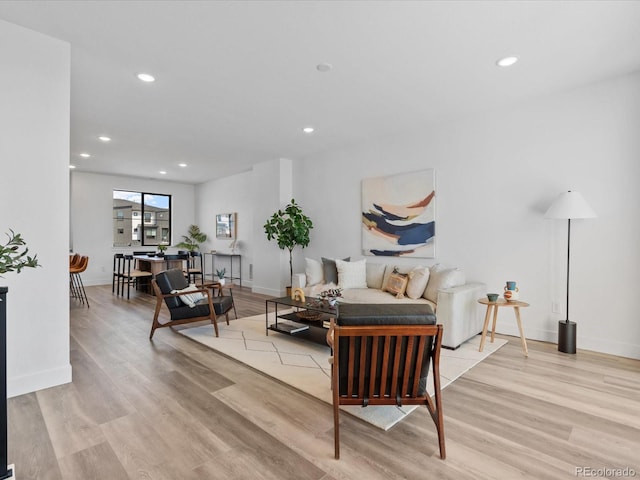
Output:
[217,277,226,286]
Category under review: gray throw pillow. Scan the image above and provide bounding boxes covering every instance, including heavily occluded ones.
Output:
[321,257,350,284]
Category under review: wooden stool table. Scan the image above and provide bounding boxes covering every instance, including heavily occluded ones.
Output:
[477,298,529,357]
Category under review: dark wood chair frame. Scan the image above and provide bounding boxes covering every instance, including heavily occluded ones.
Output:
[330,321,445,460]
[150,278,230,339]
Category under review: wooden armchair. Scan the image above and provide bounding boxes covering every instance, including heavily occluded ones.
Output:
[329,303,445,460]
[150,268,233,339]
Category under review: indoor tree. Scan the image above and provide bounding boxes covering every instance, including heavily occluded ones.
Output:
[264,199,313,289]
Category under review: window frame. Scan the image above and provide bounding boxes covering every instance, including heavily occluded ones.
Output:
[113,190,172,247]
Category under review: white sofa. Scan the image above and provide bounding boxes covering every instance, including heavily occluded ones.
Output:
[293,259,486,349]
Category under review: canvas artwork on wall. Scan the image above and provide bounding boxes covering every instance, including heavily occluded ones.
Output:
[361,169,435,257]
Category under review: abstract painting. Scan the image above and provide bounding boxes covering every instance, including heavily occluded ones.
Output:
[361,169,435,257]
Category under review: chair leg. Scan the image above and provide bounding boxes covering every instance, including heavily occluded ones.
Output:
[333,389,340,459]
[78,273,90,308]
[211,315,219,337]
[428,366,446,459]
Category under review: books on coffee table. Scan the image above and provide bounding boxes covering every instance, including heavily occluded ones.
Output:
[277,321,309,334]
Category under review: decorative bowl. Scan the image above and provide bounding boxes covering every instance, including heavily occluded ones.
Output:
[486,293,499,302]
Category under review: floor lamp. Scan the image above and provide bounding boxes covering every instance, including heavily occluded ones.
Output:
[544,191,597,354]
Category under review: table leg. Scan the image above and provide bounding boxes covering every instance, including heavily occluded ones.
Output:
[491,304,498,343]
[514,306,528,357]
[479,305,492,352]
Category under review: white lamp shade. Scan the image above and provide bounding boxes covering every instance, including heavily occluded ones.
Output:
[544,191,597,219]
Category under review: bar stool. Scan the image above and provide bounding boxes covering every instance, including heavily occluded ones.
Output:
[70,255,90,307]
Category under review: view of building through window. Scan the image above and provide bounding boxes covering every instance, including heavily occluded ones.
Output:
[113,190,171,247]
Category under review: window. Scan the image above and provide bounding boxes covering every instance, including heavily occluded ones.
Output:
[113,190,171,247]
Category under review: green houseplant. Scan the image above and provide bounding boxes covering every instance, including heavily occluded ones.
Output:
[176,224,207,252]
[0,230,40,276]
[264,199,313,290]
[1,230,40,479]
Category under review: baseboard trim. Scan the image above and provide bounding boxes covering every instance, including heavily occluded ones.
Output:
[8,364,72,398]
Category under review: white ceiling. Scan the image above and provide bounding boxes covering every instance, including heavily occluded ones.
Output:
[2,1,640,184]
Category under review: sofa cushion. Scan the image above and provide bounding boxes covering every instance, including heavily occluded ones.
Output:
[336,258,367,289]
[322,257,350,284]
[340,288,436,309]
[366,263,387,289]
[424,264,466,303]
[305,258,323,286]
[406,266,430,299]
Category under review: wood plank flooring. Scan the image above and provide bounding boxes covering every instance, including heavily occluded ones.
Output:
[8,285,640,479]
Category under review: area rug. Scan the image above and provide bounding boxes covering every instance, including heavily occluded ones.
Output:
[177,311,507,430]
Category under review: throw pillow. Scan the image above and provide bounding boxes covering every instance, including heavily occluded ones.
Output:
[382,265,412,291]
[423,265,466,303]
[336,258,367,289]
[171,284,205,308]
[366,262,387,289]
[305,258,323,286]
[384,271,409,299]
[405,266,430,299]
[321,257,350,284]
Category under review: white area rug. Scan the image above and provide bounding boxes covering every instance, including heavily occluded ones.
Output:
[177,311,507,430]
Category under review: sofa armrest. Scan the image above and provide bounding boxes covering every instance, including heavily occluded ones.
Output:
[292,273,307,289]
[436,282,486,349]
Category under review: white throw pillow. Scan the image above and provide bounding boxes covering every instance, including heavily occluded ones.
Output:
[423,265,465,303]
[336,258,367,289]
[305,258,324,286]
[172,284,205,308]
[366,263,387,289]
[405,266,430,299]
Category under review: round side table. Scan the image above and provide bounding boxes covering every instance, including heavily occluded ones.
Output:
[477,298,529,357]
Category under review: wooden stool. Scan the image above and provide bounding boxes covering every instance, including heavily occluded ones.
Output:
[478,298,529,357]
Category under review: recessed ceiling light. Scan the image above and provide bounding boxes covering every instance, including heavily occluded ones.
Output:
[496,56,519,67]
[178,163,187,167]
[316,63,332,72]
[159,170,167,175]
[98,136,111,142]
[302,127,315,133]
[69,165,76,169]
[79,153,91,158]
[137,73,156,82]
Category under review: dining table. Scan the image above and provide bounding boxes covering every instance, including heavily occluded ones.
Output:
[133,255,183,276]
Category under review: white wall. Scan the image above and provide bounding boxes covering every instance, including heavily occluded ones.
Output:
[195,159,298,296]
[71,171,196,285]
[293,71,640,359]
[0,20,72,396]
[195,170,254,286]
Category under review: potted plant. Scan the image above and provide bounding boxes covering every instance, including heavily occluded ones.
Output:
[1,230,40,479]
[176,224,207,252]
[156,243,168,257]
[215,268,226,285]
[264,199,313,293]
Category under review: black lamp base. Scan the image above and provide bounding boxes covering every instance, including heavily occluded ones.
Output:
[558,320,577,354]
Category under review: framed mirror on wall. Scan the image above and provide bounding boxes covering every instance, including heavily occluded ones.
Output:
[216,213,236,239]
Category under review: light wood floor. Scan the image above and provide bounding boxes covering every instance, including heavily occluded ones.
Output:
[8,285,640,479]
